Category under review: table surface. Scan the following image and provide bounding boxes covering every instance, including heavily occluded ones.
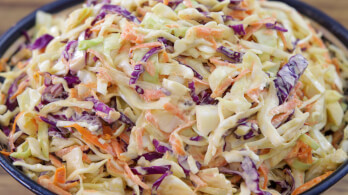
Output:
[0,0,347,194]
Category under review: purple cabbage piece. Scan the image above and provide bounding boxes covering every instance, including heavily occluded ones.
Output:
[62,40,78,61]
[131,165,171,175]
[135,85,144,94]
[188,81,200,104]
[129,64,145,85]
[234,157,271,195]
[48,127,65,138]
[274,54,308,104]
[275,169,295,195]
[41,84,68,104]
[222,15,234,22]
[153,139,172,154]
[265,22,288,32]
[217,46,244,63]
[91,11,107,26]
[136,152,164,161]
[190,135,202,141]
[86,97,114,114]
[230,24,246,36]
[28,34,54,50]
[64,75,81,88]
[158,37,174,53]
[179,62,203,80]
[199,90,217,105]
[1,126,10,137]
[101,4,140,24]
[141,46,163,62]
[5,73,26,111]
[152,171,172,191]
[178,156,190,175]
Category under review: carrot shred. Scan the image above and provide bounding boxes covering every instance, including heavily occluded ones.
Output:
[244,23,263,40]
[277,31,288,50]
[123,163,150,190]
[38,176,72,195]
[10,80,29,100]
[111,139,125,161]
[136,127,145,153]
[190,172,207,193]
[142,89,165,102]
[54,166,66,184]
[9,112,24,152]
[169,121,195,156]
[258,165,269,189]
[286,140,313,164]
[292,171,333,195]
[58,182,79,191]
[193,77,209,87]
[119,133,130,144]
[209,57,237,68]
[129,42,162,54]
[65,124,115,156]
[163,102,188,122]
[55,145,89,158]
[121,22,144,44]
[50,154,63,168]
[0,149,11,156]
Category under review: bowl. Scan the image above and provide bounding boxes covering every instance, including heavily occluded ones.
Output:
[0,0,347,194]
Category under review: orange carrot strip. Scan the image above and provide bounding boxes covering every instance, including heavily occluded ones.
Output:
[136,127,145,153]
[277,31,288,50]
[50,154,63,168]
[129,42,162,54]
[169,121,196,156]
[292,171,333,195]
[142,89,166,102]
[119,133,130,144]
[54,166,66,184]
[121,22,144,44]
[111,139,125,161]
[55,145,89,158]
[163,0,169,6]
[0,149,11,156]
[9,112,24,152]
[10,80,29,100]
[65,124,115,156]
[123,163,150,190]
[190,172,207,192]
[163,102,188,122]
[106,159,124,175]
[58,182,79,191]
[38,176,72,195]
[244,24,263,40]
[209,57,237,68]
[258,165,269,189]
[193,77,209,87]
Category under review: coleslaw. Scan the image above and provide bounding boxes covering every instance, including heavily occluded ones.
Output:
[0,0,347,194]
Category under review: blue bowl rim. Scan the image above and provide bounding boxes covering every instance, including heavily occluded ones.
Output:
[0,0,347,195]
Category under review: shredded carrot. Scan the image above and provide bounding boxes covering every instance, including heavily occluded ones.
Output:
[277,31,288,50]
[136,127,145,153]
[129,42,162,54]
[308,25,332,64]
[54,166,66,184]
[38,176,72,195]
[81,82,98,88]
[82,153,92,163]
[111,139,125,161]
[332,58,341,75]
[258,164,269,189]
[10,80,29,100]
[50,154,63,168]
[162,51,170,63]
[121,22,144,44]
[142,89,166,102]
[65,124,115,156]
[123,163,150,190]
[195,27,224,49]
[209,57,237,68]
[144,61,156,76]
[244,23,263,40]
[286,140,313,164]
[9,112,24,152]
[119,133,130,144]
[106,159,124,175]
[169,121,196,156]
[17,61,29,69]
[190,172,207,192]
[246,87,261,103]
[292,171,333,195]
[193,77,209,87]
[163,0,169,6]
[0,149,11,156]
[163,102,188,122]
[58,182,79,191]
[55,145,89,158]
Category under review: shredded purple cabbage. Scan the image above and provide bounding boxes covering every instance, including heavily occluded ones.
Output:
[131,165,171,175]
[274,54,308,104]
[229,24,246,36]
[153,139,173,154]
[28,34,54,50]
[62,40,78,61]
[152,171,172,191]
[41,84,68,104]
[101,4,140,24]
[190,135,202,141]
[135,85,144,94]
[63,75,81,88]
[265,22,288,32]
[1,126,10,137]
[275,169,295,195]
[5,73,26,111]
[222,15,234,22]
[188,81,200,104]
[217,46,244,63]
[142,46,163,62]
[86,0,98,6]
[91,11,107,26]
[158,37,174,53]
[135,152,164,161]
